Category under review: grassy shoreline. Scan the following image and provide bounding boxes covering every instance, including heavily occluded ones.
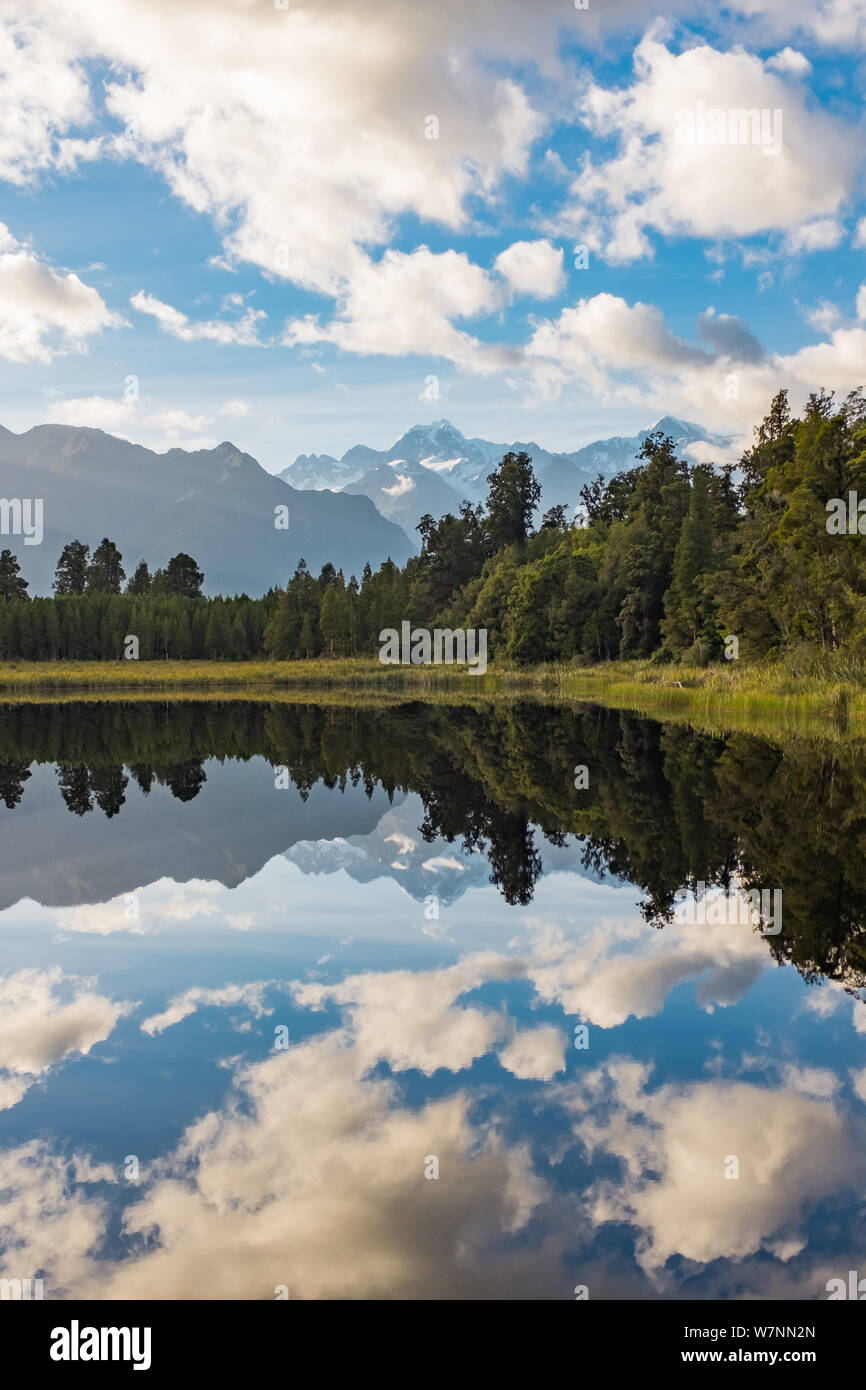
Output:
[0,656,863,740]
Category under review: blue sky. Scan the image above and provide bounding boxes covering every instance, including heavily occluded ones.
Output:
[1,0,864,471]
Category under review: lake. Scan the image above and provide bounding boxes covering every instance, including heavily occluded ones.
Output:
[1,698,864,1300]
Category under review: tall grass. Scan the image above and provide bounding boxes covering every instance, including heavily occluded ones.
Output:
[0,656,863,743]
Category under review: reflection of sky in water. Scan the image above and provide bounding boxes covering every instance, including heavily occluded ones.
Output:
[1,756,865,1301]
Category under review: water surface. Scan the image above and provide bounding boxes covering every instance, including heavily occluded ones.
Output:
[0,700,864,1300]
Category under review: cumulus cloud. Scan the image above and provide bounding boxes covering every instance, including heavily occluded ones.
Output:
[766,47,812,75]
[0,224,122,363]
[525,287,866,435]
[292,953,519,1076]
[0,0,555,373]
[0,1141,114,1299]
[696,307,764,362]
[494,239,565,299]
[0,968,133,1111]
[565,1061,864,1280]
[524,910,767,1029]
[283,247,513,372]
[782,218,844,254]
[558,32,858,261]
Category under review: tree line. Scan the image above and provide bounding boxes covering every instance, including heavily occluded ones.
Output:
[259,385,866,666]
[1,386,865,663]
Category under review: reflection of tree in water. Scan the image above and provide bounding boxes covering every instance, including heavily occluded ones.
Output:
[2,699,866,986]
[58,765,93,816]
[55,760,204,815]
[155,762,207,802]
[88,766,129,818]
[0,761,31,809]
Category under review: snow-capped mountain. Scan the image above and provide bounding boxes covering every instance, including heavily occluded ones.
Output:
[280,416,736,540]
[566,416,735,477]
[282,452,365,491]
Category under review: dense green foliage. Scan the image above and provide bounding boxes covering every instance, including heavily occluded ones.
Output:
[2,389,865,664]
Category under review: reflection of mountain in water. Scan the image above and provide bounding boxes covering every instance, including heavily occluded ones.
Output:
[0,759,401,911]
[285,793,609,907]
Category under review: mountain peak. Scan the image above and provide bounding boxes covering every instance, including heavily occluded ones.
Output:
[391,418,464,445]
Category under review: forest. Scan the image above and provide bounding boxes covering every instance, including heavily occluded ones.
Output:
[1,388,864,665]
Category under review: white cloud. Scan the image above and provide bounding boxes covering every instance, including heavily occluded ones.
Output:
[783,218,844,254]
[130,290,265,345]
[293,952,518,1076]
[0,223,122,363]
[730,0,866,49]
[47,395,138,435]
[766,47,812,75]
[1,0,551,373]
[559,33,858,261]
[283,247,513,372]
[525,288,866,434]
[856,284,866,321]
[218,398,249,417]
[0,10,99,184]
[805,299,842,333]
[494,239,565,299]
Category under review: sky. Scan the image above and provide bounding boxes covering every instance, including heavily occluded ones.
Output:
[0,0,865,473]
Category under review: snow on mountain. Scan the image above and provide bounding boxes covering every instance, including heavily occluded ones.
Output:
[565,416,735,478]
[279,452,365,491]
[281,415,736,537]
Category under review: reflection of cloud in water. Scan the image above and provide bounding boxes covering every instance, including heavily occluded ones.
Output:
[1,926,864,1299]
[0,968,133,1111]
[562,1060,864,1282]
[524,914,767,1027]
[140,981,275,1037]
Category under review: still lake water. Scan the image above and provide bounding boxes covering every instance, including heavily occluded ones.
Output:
[1,698,865,1300]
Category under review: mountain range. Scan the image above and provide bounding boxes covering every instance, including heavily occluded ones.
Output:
[0,415,734,598]
[0,424,412,596]
[280,416,734,536]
